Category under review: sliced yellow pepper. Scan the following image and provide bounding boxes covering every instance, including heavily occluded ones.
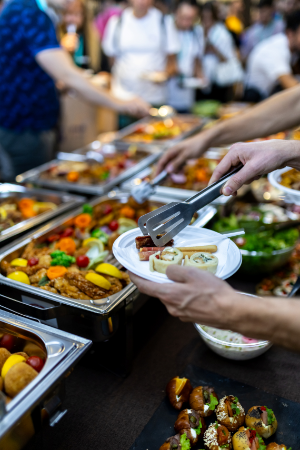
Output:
[11,258,28,267]
[7,271,30,285]
[95,263,122,279]
[2,355,26,378]
[0,207,7,220]
[85,273,111,290]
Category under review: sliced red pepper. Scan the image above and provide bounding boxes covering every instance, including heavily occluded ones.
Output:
[260,406,266,411]
[60,227,74,238]
[48,234,61,242]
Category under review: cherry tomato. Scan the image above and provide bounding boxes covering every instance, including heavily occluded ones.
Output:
[76,255,89,268]
[28,257,39,267]
[26,356,44,373]
[234,237,246,248]
[0,334,15,351]
[118,162,125,169]
[109,220,119,231]
[103,205,113,215]
[48,234,61,242]
[60,227,74,238]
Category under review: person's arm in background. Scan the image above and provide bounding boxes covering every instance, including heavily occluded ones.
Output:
[164,15,180,78]
[278,73,298,89]
[165,54,178,78]
[129,266,300,352]
[156,85,300,174]
[194,57,204,79]
[36,49,150,116]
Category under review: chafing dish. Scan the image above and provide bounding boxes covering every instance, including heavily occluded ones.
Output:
[113,115,205,149]
[121,148,230,205]
[0,191,216,340]
[0,307,91,450]
[0,184,84,246]
[16,145,162,196]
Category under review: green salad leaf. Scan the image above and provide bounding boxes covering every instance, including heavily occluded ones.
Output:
[38,275,50,286]
[50,250,75,267]
[257,434,266,450]
[180,433,191,450]
[91,229,109,244]
[265,407,276,425]
[231,398,240,416]
[208,394,219,411]
[195,421,202,435]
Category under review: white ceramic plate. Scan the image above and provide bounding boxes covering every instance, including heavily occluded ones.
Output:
[113,226,242,283]
[268,167,300,204]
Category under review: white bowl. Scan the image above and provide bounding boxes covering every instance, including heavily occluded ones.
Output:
[194,294,272,360]
[268,167,300,205]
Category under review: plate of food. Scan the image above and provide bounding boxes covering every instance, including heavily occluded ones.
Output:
[268,167,300,204]
[113,227,242,283]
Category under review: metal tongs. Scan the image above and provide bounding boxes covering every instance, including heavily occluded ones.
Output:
[131,170,168,204]
[138,164,243,246]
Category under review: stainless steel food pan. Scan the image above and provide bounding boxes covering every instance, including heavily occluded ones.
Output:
[0,183,85,245]
[0,307,91,448]
[16,146,162,195]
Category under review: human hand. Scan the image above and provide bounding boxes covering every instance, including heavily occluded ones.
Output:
[61,33,79,53]
[118,97,150,117]
[129,266,237,328]
[155,132,211,175]
[209,139,300,196]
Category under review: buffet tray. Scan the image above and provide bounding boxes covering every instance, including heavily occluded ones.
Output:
[113,115,205,149]
[130,364,299,450]
[16,146,162,196]
[0,307,91,446]
[0,184,84,245]
[0,191,217,340]
[121,148,230,205]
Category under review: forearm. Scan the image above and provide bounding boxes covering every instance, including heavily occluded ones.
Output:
[198,85,300,148]
[279,74,299,90]
[166,54,178,77]
[228,292,300,352]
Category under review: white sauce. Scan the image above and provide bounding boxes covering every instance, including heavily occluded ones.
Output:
[190,428,197,439]
[187,409,192,413]
[204,404,210,413]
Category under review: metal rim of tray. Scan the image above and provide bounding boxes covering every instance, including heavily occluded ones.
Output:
[0,307,91,440]
[15,146,163,195]
[0,191,218,315]
[0,183,85,243]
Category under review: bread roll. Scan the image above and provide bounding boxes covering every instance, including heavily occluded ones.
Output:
[0,348,11,372]
[232,426,266,450]
[159,434,181,450]
[174,409,206,444]
[216,395,245,432]
[204,423,232,450]
[4,362,38,398]
[166,376,193,410]
[189,385,218,417]
[245,406,277,438]
[266,444,288,450]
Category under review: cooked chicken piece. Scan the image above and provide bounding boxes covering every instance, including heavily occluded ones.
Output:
[29,269,47,284]
[64,272,108,299]
[101,275,123,295]
[120,271,130,286]
[40,286,58,294]
[50,277,90,300]
[0,260,10,274]
[68,265,80,273]
[74,247,88,258]
[21,240,52,260]
[6,264,49,277]
[38,255,51,267]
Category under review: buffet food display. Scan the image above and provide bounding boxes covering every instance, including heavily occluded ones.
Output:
[114,115,204,147]
[159,375,289,450]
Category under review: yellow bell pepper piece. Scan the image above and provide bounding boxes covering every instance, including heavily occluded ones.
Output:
[0,207,7,220]
[7,271,30,285]
[11,258,28,267]
[85,273,111,290]
[2,355,26,378]
[95,263,122,279]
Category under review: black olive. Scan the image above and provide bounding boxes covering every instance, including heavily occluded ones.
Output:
[190,415,196,423]
[203,390,209,401]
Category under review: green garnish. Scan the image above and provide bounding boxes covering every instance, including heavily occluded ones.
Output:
[91,229,109,244]
[208,394,219,411]
[265,407,276,425]
[82,204,93,215]
[179,433,191,450]
[220,446,229,448]
[38,275,50,286]
[257,434,266,450]
[195,421,202,435]
[50,250,75,267]
[222,429,226,436]
[215,421,218,429]
[287,447,292,450]
[231,398,240,416]
[100,171,110,180]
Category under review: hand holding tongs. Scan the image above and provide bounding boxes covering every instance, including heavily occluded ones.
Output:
[131,170,168,204]
[138,164,243,246]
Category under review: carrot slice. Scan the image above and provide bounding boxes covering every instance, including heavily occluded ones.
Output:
[18,198,35,210]
[47,266,67,280]
[56,237,76,255]
[74,214,92,228]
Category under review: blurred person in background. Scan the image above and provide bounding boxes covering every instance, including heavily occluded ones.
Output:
[225,0,244,47]
[0,0,150,182]
[243,10,300,102]
[241,0,284,62]
[167,0,206,113]
[102,0,180,123]
[60,0,101,72]
[200,1,243,102]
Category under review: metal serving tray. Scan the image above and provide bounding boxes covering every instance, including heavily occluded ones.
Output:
[0,191,216,340]
[121,148,230,205]
[0,183,84,245]
[0,307,91,448]
[16,145,162,196]
[113,115,205,149]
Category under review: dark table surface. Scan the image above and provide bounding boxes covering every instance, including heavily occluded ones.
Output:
[25,275,300,450]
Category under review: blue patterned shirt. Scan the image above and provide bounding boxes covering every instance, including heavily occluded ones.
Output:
[0,0,61,131]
